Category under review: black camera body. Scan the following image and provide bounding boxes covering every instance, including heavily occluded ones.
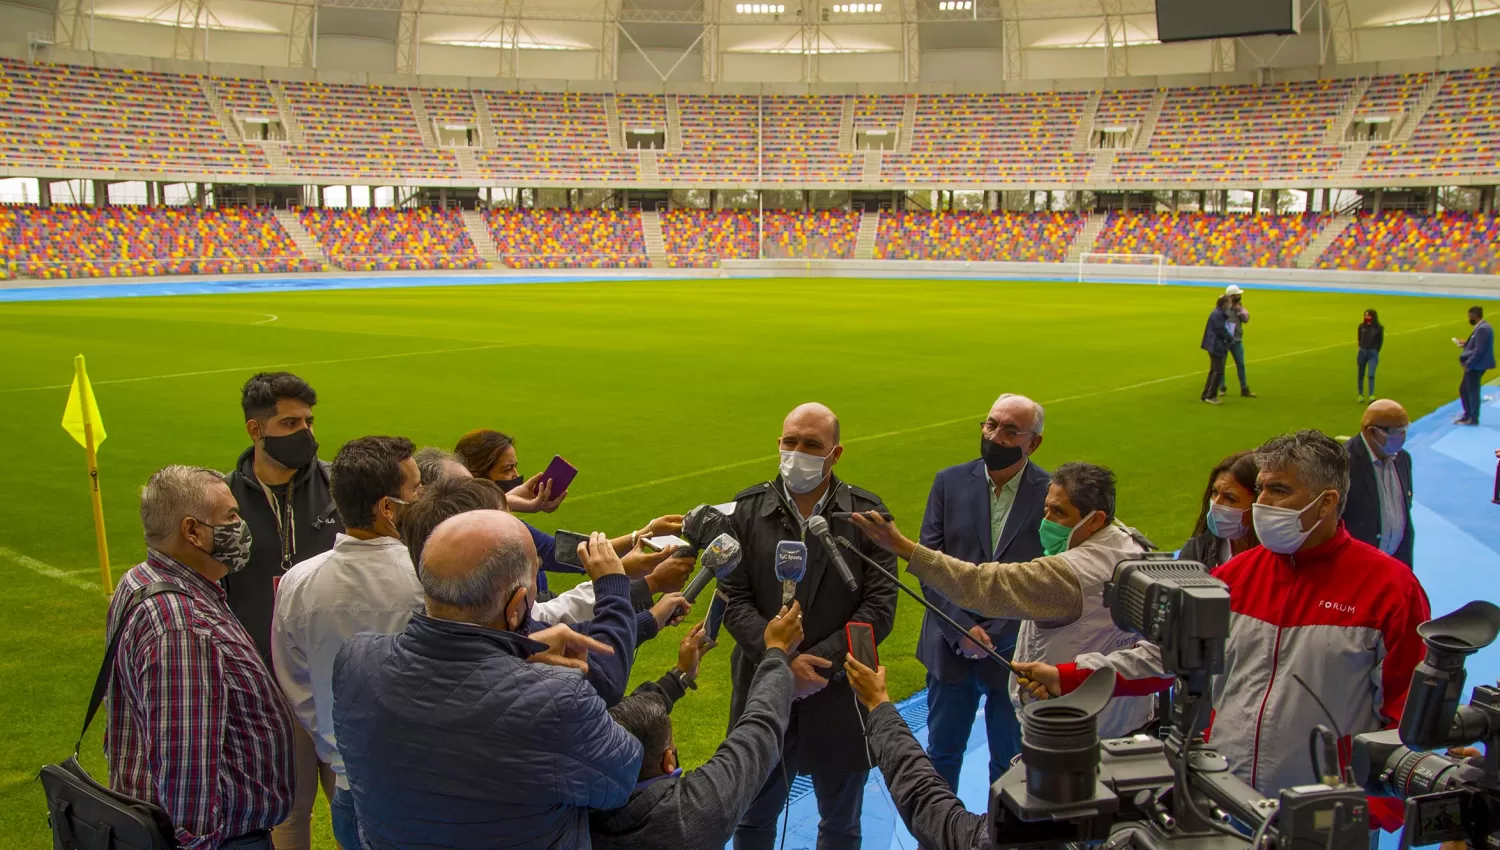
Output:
[1351,601,1500,848]
[989,554,1371,850]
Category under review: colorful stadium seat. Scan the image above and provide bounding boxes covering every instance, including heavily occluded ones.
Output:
[1093,212,1327,268]
[876,211,1082,262]
[298,208,483,271]
[1317,212,1500,274]
[484,209,648,269]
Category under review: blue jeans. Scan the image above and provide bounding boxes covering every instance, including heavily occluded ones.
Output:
[925,670,1022,792]
[1219,340,1248,392]
[1357,348,1379,395]
[331,787,360,850]
[1461,369,1486,423]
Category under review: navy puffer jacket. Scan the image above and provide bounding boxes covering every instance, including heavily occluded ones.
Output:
[333,613,644,849]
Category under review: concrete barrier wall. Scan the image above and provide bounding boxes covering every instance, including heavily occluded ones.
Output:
[718,260,1500,299]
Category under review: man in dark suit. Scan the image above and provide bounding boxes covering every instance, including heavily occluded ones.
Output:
[1200,295,1235,405]
[723,403,899,850]
[1344,399,1414,567]
[1457,305,1495,425]
[916,393,1049,794]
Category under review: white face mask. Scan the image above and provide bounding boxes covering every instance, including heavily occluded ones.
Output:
[1251,491,1332,555]
[779,449,831,495]
[1206,502,1248,540]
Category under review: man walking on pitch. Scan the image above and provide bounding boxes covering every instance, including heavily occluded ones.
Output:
[1200,295,1235,405]
[1218,285,1255,398]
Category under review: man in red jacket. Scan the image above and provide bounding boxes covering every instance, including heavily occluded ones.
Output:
[1015,430,1430,833]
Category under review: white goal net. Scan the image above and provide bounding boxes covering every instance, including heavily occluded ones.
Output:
[1078,252,1166,285]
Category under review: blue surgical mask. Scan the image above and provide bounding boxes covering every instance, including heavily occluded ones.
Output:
[1252,491,1332,555]
[1206,502,1248,540]
[1381,431,1406,456]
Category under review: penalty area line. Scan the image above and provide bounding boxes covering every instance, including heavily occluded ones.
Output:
[0,342,526,393]
[0,545,107,596]
[568,323,1450,504]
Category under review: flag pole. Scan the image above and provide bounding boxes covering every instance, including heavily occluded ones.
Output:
[76,355,112,593]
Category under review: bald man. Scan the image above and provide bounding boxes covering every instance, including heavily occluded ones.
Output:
[331,511,644,850]
[722,403,898,850]
[1344,399,1415,567]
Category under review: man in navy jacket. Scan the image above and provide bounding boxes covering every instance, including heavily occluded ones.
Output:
[1200,296,1236,405]
[332,510,643,850]
[1457,305,1495,425]
[916,393,1050,793]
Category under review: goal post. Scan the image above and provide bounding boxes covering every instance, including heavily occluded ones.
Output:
[1078,252,1166,285]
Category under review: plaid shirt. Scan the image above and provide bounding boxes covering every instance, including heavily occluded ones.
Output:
[105,551,295,850]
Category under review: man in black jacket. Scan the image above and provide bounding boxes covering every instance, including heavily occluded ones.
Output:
[592,608,801,850]
[845,655,992,850]
[723,402,899,850]
[223,371,340,850]
[1344,399,1414,567]
[1200,296,1235,405]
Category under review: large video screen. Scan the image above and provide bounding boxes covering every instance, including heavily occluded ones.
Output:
[1155,0,1300,42]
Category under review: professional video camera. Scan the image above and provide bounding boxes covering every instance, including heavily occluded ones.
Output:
[1352,600,1500,849]
[988,554,1372,850]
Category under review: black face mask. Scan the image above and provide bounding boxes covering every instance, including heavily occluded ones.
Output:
[980,437,1025,471]
[495,476,525,493]
[262,429,319,470]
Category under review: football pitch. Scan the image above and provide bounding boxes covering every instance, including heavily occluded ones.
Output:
[0,276,1474,848]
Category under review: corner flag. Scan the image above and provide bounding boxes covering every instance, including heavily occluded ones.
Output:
[61,355,112,592]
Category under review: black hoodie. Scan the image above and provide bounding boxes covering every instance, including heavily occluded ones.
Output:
[223,445,341,661]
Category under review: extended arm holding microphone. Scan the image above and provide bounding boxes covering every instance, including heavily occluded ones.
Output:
[832,534,1021,676]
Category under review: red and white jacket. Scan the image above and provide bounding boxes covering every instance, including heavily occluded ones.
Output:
[1055,525,1430,830]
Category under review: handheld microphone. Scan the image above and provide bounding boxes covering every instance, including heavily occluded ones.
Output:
[704,590,729,645]
[682,532,742,603]
[775,540,808,606]
[805,516,859,593]
[830,533,1020,676]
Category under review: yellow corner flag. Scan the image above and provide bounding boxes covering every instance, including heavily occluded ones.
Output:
[62,355,112,592]
[62,356,107,449]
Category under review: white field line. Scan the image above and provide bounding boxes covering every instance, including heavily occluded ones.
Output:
[0,545,107,595]
[252,313,279,325]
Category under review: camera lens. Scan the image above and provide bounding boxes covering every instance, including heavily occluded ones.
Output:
[1387,749,1468,797]
[1020,701,1101,805]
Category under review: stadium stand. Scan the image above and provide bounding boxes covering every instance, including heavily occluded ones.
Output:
[484,208,648,268]
[476,92,637,182]
[0,205,317,278]
[759,210,861,260]
[762,97,861,183]
[1112,80,1351,182]
[660,209,759,267]
[1316,211,1500,274]
[1093,212,1328,268]
[298,208,483,271]
[875,211,1083,262]
[1359,68,1500,180]
[1092,89,1154,133]
[883,92,1093,184]
[0,59,264,175]
[281,82,457,181]
[658,96,759,182]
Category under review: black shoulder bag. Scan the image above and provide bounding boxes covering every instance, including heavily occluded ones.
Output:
[39,581,183,850]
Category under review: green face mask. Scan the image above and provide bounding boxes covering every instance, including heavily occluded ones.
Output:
[1038,517,1073,556]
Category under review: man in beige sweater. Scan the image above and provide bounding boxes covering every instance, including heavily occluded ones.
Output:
[850,462,1163,737]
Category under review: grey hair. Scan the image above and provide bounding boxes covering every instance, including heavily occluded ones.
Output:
[419,534,533,622]
[140,465,226,546]
[993,393,1046,435]
[1254,430,1350,512]
[413,446,463,486]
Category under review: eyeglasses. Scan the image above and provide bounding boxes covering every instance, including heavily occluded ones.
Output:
[1370,425,1407,438]
[981,420,1033,441]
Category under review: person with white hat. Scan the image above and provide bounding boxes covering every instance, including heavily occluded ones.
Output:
[1218,285,1256,398]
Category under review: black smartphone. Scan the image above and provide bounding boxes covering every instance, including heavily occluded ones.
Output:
[705,591,729,645]
[830,511,893,522]
[554,529,589,569]
[846,622,878,669]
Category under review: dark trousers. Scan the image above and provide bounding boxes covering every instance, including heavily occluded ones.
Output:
[925,671,1021,792]
[221,832,272,850]
[735,761,867,850]
[1358,348,1380,395]
[1493,459,1499,502]
[1218,340,1249,392]
[1202,353,1227,400]
[331,787,360,850]
[1460,369,1485,423]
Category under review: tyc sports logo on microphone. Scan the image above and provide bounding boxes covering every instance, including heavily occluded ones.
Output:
[775,540,808,583]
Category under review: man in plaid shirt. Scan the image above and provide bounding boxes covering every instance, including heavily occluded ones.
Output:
[106,465,295,850]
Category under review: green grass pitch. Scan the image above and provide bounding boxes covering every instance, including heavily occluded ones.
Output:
[0,277,1473,848]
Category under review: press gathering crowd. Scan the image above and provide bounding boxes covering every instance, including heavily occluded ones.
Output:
[87,296,1496,850]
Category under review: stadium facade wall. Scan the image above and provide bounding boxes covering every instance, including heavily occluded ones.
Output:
[720,260,1500,299]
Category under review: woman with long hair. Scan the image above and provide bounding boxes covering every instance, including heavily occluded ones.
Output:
[1179,450,1260,568]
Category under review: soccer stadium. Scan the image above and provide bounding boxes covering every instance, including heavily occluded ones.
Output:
[2,0,1499,848]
